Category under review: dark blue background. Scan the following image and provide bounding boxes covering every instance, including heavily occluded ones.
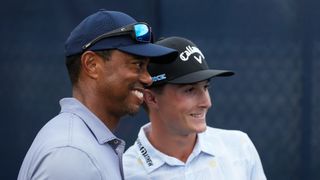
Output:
[1,1,319,179]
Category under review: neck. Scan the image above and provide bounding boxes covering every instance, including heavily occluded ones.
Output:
[146,120,197,163]
[73,85,120,131]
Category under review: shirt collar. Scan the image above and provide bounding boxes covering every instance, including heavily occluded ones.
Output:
[134,123,165,173]
[197,129,217,156]
[59,98,123,147]
[135,123,217,173]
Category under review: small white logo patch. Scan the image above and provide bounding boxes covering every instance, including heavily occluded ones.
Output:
[152,74,166,82]
[179,45,205,64]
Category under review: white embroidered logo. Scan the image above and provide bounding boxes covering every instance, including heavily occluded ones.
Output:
[179,45,205,64]
[152,74,166,82]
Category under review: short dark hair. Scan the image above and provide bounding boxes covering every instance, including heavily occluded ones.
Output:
[65,50,112,85]
[65,54,81,85]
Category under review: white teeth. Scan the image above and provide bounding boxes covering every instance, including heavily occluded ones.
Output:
[132,90,143,99]
[191,113,205,118]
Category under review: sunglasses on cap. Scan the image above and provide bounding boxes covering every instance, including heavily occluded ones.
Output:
[82,22,152,50]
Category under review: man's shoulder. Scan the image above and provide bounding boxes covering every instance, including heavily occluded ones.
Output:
[202,127,251,149]
[30,112,99,155]
[18,138,109,180]
[205,126,248,139]
[18,113,103,180]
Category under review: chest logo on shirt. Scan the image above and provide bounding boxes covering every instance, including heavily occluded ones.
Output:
[137,138,153,167]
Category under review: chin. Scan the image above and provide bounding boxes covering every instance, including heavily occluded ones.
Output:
[195,124,207,133]
[126,105,141,116]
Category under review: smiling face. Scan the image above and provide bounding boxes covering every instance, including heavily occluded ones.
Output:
[152,80,212,136]
[97,50,152,117]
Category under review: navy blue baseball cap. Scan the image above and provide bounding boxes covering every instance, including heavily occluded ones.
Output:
[149,36,234,87]
[65,10,178,62]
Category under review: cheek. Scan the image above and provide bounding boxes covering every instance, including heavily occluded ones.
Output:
[106,69,133,86]
[164,101,191,116]
[118,70,141,85]
[176,97,195,109]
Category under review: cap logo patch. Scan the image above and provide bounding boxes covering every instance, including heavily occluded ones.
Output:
[179,45,205,64]
[152,74,166,82]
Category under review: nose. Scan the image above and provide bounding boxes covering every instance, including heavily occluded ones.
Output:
[199,90,212,109]
[140,68,153,87]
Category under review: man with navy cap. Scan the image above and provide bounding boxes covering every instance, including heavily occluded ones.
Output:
[18,10,177,180]
[123,36,266,179]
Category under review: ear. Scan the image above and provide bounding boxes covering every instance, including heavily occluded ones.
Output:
[143,89,158,108]
[80,51,99,79]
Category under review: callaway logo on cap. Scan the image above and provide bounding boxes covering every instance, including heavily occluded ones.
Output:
[180,45,204,64]
[148,36,234,87]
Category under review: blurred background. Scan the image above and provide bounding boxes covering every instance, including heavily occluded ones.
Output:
[1,0,319,179]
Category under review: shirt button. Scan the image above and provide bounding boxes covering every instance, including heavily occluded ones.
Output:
[114,139,119,144]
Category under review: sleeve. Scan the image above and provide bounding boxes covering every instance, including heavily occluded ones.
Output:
[31,147,102,180]
[243,134,267,180]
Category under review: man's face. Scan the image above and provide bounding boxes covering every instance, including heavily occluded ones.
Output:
[155,80,212,135]
[97,50,152,117]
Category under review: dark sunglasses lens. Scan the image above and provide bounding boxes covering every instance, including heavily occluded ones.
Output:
[134,24,151,42]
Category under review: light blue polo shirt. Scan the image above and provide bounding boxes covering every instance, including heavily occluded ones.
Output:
[18,98,125,180]
[123,123,267,180]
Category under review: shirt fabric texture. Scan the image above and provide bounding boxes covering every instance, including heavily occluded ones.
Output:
[18,98,125,180]
[123,123,267,180]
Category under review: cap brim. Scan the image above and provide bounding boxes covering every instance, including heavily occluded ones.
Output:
[118,43,178,63]
[168,69,234,84]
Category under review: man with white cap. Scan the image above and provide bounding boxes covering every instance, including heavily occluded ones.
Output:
[123,36,266,180]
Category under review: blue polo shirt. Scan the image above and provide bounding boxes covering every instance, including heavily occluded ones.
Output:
[123,123,267,180]
[18,98,125,180]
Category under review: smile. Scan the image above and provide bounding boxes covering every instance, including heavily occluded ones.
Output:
[190,112,206,119]
[132,90,143,101]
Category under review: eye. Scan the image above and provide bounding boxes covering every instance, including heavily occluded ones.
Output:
[185,87,194,93]
[136,62,142,67]
[204,84,210,90]
[132,61,145,69]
